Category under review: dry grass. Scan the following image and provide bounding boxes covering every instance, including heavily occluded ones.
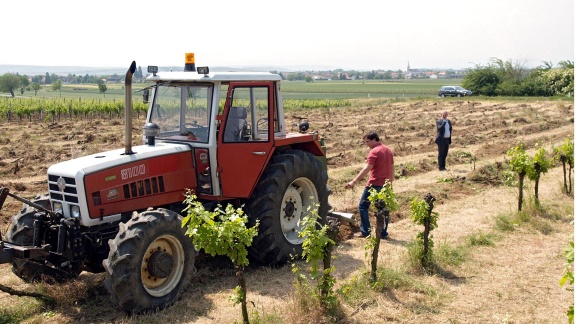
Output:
[0,99,573,323]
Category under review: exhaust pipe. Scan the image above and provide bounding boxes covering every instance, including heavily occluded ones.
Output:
[124,61,137,155]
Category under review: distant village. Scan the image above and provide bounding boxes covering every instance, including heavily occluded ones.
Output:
[281,62,467,82]
[65,62,468,84]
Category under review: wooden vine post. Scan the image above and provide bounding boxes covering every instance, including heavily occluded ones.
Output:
[422,193,436,269]
[507,143,531,212]
[527,148,552,206]
[409,193,439,272]
[554,138,574,195]
[370,199,387,282]
[321,217,340,300]
[295,204,338,311]
[367,181,398,282]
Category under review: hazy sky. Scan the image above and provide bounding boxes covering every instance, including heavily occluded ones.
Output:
[2,0,573,71]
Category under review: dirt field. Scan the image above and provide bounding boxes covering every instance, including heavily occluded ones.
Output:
[0,98,574,323]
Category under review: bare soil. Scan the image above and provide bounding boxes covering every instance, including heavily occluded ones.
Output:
[0,99,573,323]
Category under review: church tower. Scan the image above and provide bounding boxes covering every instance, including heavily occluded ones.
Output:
[407,61,411,73]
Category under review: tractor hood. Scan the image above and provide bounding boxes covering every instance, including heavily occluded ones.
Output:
[46,142,197,227]
[48,143,192,178]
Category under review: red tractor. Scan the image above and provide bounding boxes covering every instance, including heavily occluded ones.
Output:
[0,54,347,313]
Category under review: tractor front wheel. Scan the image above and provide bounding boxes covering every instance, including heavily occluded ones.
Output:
[246,150,328,265]
[103,209,196,314]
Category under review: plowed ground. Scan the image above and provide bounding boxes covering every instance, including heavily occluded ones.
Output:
[0,98,573,323]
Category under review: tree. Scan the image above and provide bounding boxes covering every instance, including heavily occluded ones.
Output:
[493,59,527,96]
[44,72,51,84]
[287,72,305,81]
[558,60,574,69]
[50,73,59,84]
[462,64,501,96]
[464,58,574,96]
[540,61,554,70]
[491,58,526,83]
[519,69,550,96]
[367,181,398,280]
[19,74,29,88]
[0,73,23,97]
[31,75,43,84]
[135,66,143,79]
[31,82,41,96]
[98,81,108,97]
[541,68,574,96]
[380,71,392,79]
[51,79,62,97]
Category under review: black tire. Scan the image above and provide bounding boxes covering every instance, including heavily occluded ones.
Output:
[103,209,196,314]
[457,93,462,97]
[440,93,445,98]
[4,194,75,282]
[246,150,328,265]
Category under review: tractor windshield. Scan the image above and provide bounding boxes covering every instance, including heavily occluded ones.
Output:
[150,84,213,143]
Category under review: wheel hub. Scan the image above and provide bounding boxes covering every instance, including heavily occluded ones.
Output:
[284,199,295,219]
[140,235,186,297]
[147,249,174,279]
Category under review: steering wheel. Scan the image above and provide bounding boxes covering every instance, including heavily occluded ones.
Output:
[183,123,208,137]
[257,118,268,130]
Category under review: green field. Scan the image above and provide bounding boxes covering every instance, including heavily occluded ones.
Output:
[14,78,460,101]
[280,79,452,99]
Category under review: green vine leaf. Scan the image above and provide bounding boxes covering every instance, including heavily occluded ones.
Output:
[367,179,399,212]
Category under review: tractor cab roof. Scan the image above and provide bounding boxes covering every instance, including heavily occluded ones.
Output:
[146,71,282,83]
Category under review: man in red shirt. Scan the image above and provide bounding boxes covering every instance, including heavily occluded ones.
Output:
[346,132,394,238]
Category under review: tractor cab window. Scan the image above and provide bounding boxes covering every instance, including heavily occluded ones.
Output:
[150,84,213,143]
[224,86,272,142]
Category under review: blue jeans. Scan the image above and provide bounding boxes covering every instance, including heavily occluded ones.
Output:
[358,186,389,237]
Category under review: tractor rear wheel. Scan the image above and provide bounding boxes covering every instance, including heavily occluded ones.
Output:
[246,150,328,265]
[103,209,196,314]
[5,194,79,282]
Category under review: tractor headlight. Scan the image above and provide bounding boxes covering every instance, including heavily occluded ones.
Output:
[71,205,81,218]
[53,202,63,215]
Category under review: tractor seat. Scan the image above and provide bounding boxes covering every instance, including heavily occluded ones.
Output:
[224,107,248,142]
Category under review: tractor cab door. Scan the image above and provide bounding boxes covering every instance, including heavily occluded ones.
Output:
[217,82,277,198]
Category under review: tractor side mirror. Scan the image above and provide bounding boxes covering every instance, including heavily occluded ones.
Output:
[143,89,149,104]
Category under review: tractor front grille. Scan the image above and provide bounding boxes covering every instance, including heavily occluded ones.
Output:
[48,174,79,203]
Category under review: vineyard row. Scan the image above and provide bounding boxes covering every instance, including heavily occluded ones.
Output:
[0,97,352,123]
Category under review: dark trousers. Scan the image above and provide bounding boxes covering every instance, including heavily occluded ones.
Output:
[437,139,450,170]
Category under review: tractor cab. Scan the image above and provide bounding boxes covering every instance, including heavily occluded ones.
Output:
[143,53,295,200]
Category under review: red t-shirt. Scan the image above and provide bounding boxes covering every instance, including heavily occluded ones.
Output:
[366,143,394,187]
